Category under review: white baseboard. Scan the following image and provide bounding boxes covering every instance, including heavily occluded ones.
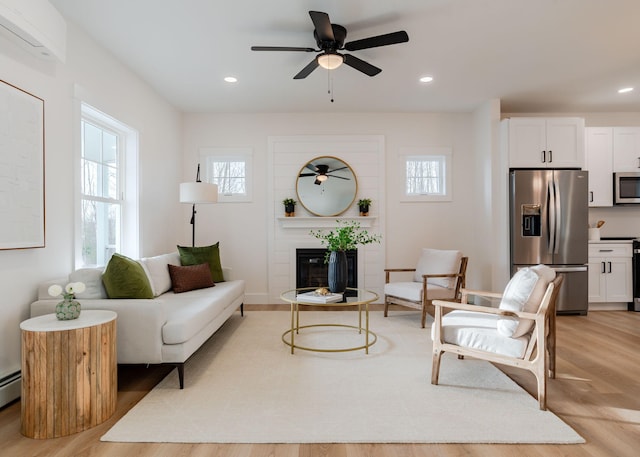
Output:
[588,302,628,311]
[0,371,21,408]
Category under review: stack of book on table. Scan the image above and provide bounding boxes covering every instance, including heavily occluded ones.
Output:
[296,291,343,303]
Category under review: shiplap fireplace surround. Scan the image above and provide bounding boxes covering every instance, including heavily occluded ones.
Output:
[267,135,386,304]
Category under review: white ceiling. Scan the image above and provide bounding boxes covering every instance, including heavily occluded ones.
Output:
[49,0,640,114]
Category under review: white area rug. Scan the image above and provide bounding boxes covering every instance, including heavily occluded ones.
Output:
[101,311,584,444]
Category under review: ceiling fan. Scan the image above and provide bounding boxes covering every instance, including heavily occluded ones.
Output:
[251,10,409,79]
[299,163,351,185]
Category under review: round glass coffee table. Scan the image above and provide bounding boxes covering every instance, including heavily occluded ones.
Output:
[280,287,378,354]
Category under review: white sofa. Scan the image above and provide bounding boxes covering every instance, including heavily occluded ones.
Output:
[30,252,245,388]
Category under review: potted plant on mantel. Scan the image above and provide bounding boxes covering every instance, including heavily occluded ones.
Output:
[310,220,382,294]
[283,198,297,217]
[357,198,372,216]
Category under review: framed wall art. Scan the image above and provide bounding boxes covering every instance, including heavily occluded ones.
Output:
[0,80,45,250]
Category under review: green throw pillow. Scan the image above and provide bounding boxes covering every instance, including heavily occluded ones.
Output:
[102,253,154,299]
[177,243,224,283]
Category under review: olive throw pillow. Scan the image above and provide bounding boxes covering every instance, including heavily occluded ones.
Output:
[102,253,154,299]
[177,242,224,283]
[168,263,215,293]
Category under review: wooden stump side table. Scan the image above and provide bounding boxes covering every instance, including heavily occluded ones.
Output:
[20,310,117,439]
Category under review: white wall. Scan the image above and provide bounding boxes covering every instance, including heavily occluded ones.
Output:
[183,111,504,304]
[0,23,182,391]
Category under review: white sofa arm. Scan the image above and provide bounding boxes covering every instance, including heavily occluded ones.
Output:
[222,266,234,281]
[30,298,169,364]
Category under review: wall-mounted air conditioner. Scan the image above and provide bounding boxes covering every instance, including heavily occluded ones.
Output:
[0,0,66,62]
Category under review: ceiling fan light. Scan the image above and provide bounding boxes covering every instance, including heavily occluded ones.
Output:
[316,174,328,182]
[318,53,344,70]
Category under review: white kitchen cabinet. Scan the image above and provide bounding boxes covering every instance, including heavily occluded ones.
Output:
[585,127,613,207]
[588,243,633,304]
[508,117,585,168]
[613,127,640,171]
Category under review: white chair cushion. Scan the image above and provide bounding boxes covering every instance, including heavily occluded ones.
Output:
[432,310,530,359]
[413,249,462,288]
[384,281,456,303]
[140,252,182,297]
[497,265,555,338]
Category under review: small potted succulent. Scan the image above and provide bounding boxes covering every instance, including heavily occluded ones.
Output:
[357,198,372,216]
[283,198,297,217]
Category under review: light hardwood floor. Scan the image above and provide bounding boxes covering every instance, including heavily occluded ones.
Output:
[1,306,639,457]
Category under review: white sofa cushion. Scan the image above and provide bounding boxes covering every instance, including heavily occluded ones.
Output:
[69,268,107,299]
[384,281,456,302]
[140,252,182,296]
[161,280,246,345]
[497,265,555,338]
[413,249,462,288]
[433,310,530,358]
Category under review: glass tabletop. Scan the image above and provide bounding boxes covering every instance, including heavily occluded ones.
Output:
[280,287,378,305]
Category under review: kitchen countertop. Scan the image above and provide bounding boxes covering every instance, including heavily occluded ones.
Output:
[589,238,635,244]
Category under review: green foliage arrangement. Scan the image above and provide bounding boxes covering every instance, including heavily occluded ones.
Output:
[282,198,297,206]
[310,220,382,262]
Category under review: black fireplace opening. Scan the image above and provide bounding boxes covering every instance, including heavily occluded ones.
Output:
[296,248,357,296]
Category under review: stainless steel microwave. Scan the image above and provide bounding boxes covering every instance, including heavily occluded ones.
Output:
[614,172,640,204]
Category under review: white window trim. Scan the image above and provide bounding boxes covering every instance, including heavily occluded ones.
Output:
[199,147,253,203]
[400,146,453,202]
[74,102,139,268]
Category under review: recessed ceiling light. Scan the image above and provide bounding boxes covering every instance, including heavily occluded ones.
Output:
[419,76,434,83]
[618,87,633,94]
[224,76,238,83]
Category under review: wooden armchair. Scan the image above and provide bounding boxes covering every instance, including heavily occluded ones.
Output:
[430,270,563,410]
[384,249,468,328]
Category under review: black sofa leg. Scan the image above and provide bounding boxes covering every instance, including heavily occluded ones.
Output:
[176,363,184,389]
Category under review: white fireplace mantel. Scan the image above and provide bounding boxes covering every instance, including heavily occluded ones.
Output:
[277,216,377,229]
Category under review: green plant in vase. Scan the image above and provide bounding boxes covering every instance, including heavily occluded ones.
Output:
[283,198,297,217]
[357,198,372,216]
[310,220,381,293]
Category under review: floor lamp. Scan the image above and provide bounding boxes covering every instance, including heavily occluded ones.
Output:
[180,164,218,247]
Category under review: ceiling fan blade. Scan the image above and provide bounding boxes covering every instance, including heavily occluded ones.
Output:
[294,58,320,79]
[344,30,409,51]
[306,163,318,171]
[299,173,317,177]
[309,11,334,42]
[329,175,350,180]
[343,54,382,77]
[327,166,349,173]
[251,46,316,52]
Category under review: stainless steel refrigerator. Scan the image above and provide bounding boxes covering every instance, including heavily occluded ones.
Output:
[509,169,589,315]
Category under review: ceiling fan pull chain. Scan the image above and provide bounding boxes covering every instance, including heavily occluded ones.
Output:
[328,69,335,103]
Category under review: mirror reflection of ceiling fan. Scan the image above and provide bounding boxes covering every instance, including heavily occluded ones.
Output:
[299,163,351,185]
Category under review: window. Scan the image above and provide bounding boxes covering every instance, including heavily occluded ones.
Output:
[77,103,139,268]
[401,147,452,202]
[200,148,252,202]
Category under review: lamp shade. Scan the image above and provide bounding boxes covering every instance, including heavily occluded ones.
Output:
[180,182,218,204]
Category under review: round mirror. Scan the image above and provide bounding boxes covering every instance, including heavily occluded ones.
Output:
[296,156,357,216]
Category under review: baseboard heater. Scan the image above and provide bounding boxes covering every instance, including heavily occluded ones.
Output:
[0,371,21,408]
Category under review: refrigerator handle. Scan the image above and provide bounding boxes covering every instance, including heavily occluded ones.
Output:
[547,179,556,255]
[554,266,588,273]
[553,176,561,254]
